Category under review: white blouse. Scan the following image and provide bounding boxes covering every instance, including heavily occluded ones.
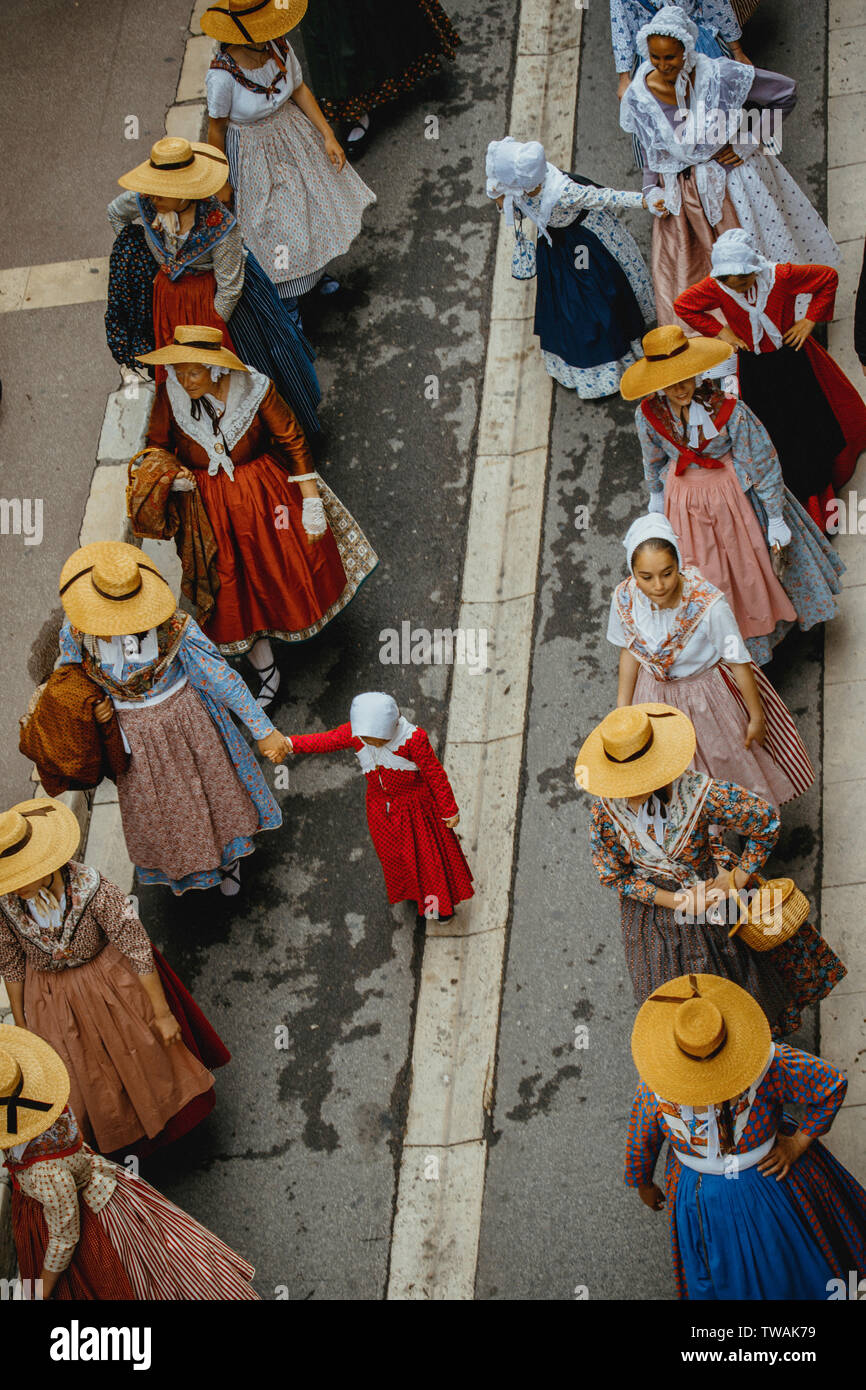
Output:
[205,45,304,125]
[607,590,750,676]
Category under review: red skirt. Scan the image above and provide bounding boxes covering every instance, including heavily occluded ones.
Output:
[805,337,866,492]
[195,451,348,649]
[12,1187,135,1300]
[151,270,236,383]
[366,783,474,915]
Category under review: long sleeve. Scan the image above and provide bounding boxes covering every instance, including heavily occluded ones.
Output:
[726,399,784,517]
[609,0,639,73]
[291,723,357,754]
[256,383,315,474]
[855,237,866,366]
[635,406,670,498]
[772,1043,848,1138]
[56,620,85,669]
[773,262,838,325]
[407,729,459,819]
[673,279,726,338]
[95,879,155,975]
[555,177,645,217]
[744,68,797,120]
[145,386,176,451]
[590,802,658,904]
[702,778,780,874]
[701,0,741,41]
[107,190,141,237]
[179,617,275,738]
[17,1160,82,1272]
[0,912,25,984]
[212,225,245,323]
[624,1082,667,1186]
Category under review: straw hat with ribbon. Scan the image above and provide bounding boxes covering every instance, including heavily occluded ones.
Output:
[59,542,177,638]
[137,324,248,372]
[574,703,695,798]
[199,0,308,44]
[0,1025,70,1149]
[118,137,229,201]
[631,972,772,1106]
[619,325,733,401]
[0,798,81,898]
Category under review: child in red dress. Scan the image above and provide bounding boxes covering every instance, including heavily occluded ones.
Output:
[288,692,473,919]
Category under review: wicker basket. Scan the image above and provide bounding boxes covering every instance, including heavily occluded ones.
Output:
[726,869,809,952]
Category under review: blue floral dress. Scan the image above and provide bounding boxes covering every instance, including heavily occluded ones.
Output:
[59,616,281,894]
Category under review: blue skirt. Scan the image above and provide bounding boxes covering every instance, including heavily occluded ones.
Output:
[227,251,322,439]
[675,1160,835,1300]
[534,222,645,370]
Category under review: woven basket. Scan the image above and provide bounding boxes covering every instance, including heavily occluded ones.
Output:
[727,869,809,952]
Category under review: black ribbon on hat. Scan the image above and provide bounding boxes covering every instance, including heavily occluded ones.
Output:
[208,0,275,43]
[0,1075,53,1136]
[0,805,58,860]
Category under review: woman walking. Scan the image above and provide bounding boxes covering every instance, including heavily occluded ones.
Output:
[611,0,749,103]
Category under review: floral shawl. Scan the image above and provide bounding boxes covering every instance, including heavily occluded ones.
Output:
[613,565,723,678]
[3,1108,83,1172]
[210,36,289,96]
[601,770,713,887]
[76,612,189,702]
[136,194,236,280]
[0,863,100,966]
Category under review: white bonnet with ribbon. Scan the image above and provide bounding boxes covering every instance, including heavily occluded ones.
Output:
[636,4,699,70]
[710,228,771,279]
[350,692,400,741]
[710,229,781,348]
[623,513,684,571]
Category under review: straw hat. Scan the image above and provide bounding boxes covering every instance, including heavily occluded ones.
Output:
[118,138,229,200]
[0,798,81,898]
[631,972,772,1106]
[575,703,695,798]
[137,324,248,371]
[0,1025,70,1149]
[619,325,733,400]
[199,0,308,44]
[59,542,176,638]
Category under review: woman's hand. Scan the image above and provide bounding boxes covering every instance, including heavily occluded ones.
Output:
[94,697,114,725]
[718,325,748,351]
[444,813,460,829]
[744,713,766,750]
[258,730,291,764]
[729,42,752,65]
[324,130,346,171]
[638,1182,665,1211]
[713,143,744,167]
[617,72,631,102]
[757,1129,812,1180]
[153,1011,182,1046]
[782,317,816,351]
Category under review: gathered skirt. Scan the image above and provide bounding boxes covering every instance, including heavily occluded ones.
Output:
[12,1166,259,1300]
[23,944,223,1154]
[225,98,376,287]
[367,784,473,915]
[116,682,262,890]
[632,661,809,806]
[665,1125,866,1299]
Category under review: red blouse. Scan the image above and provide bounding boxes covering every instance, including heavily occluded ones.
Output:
[674,262,838,352]
[291,724,459,818]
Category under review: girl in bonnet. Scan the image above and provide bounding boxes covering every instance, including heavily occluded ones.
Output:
[287,693,473,920]
[485,136,656,399]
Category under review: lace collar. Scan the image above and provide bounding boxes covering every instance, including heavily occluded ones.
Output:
[166,368,270,476]
[354,717,419,774]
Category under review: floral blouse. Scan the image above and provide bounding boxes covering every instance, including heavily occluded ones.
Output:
[636,391,785,518]
[3,1109,116,1272]
[590,776,780,903]
[610,0,740,73]
[624,1043,847,1184]
[511,175,645,278]
[0,862,154,983]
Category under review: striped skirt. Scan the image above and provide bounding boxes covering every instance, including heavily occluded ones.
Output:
[228,250,322,439]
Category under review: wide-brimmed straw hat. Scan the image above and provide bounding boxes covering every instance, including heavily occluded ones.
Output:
[59,542,176,638]
[199,0,308,44]
[0,1025,70,1149]
[619,325,733,400]
[118,138,229,200]
[575,703,695,798]
[137,324,248,371]
[0,798,81,898]
[631,972,772,1106]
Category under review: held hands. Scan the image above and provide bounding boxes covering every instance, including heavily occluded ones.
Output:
[757,1129,812,1180]
[324,131,346,171]
[782,317,816,351]
[94,697,114,725]
[718,325,748,351]
[257,730,291,763]
[638,1182,666,1211]
[153,1011,182,1046]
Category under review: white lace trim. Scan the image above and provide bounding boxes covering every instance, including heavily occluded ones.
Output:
[354,717,419,773]
[166,368,270,475]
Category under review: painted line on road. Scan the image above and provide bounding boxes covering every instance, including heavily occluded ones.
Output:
[385,0,583,1300]
[0,259,109,314]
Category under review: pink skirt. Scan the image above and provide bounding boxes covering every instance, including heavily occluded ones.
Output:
[633,663,805,806]
[665,457,796,638]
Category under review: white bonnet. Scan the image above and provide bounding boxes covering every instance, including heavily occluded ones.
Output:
[636,4,699,70]
[623,513,683,571]
[485,137,547,200]
[350,692,400,741]
[710,228,773,279]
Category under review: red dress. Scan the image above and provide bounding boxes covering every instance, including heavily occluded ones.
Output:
[291,722,474,915]
[675,263,866,529]
[147,376,367,654]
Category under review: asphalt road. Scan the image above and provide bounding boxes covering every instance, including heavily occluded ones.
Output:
[475,0,829,1300]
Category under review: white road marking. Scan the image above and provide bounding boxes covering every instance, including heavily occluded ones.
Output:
[0,258,109,313]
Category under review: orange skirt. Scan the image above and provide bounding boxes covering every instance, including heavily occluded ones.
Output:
[152,269,236,383]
